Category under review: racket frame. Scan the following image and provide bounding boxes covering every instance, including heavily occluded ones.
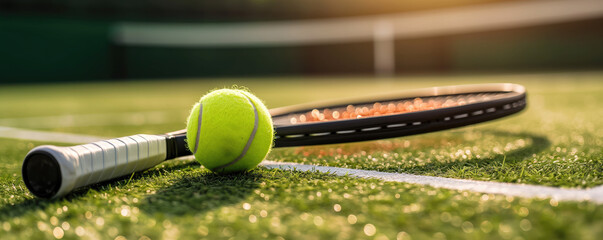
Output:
[271,83,526,147]
[22,83,526,199]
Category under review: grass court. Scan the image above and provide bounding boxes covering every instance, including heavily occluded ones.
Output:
[0,72,601,239]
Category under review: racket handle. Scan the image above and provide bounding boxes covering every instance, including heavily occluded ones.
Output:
[22,134,167,199]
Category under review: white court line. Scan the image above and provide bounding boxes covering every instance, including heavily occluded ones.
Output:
[261,161,603,204]
[0,111,170,129]
[0,126,105,144]
[1,126,601,203]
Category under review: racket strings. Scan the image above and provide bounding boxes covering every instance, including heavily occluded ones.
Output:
[274,96,526,142]
[286,93,508,124]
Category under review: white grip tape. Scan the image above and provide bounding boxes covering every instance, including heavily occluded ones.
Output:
[29,134,166,198]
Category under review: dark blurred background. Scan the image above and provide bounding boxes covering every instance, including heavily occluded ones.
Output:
[1,0,603,83]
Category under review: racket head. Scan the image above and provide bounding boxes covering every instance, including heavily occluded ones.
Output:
[270,83,526,147]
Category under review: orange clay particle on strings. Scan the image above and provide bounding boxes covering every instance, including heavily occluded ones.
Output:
[457,98,467,105]
[318,113,325,121]
[396,103,405,112]
[311,109,320,120]
[387,103,396,113]
[413,98,423,105]
[346,105,355,113]
[362,107,370,115]
[380,105,388,114]
[332,111,340,119]
[286,95,492,124]
[373,102,381,111]
[342,111,349,119]
[323,109,332,120]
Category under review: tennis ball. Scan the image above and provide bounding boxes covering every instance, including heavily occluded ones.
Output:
[186,88,274,173]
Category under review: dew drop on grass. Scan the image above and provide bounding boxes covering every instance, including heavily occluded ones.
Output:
[347,215,357,224]
[518,207,529,217]
[75,226,85,236]
[363,224,376,236]
[498,223,513,238]
[108,227,118,237]
[271,217,281,227]
[505,196,514,202]
[375,234,389,240]
[461,221,474,233]
[520,219,532,231]
[333,204,342,212]
[95,217,105,227]
[50,216,59,226]
[37,221,48,231]
[121,208,130,217]
[313,216,324,226]
[61,222,70,231]
[433,232,446,240]
[451,216,462,227]
[397,231,411,240]
[197,226,209,236]
[53,227,64,239]
[299,213,310,221]
[549,199,559,207]
[221,227,233,237]
[2,222,10,231]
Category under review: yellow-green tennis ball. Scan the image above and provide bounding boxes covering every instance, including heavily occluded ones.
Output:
[186,89,274,173]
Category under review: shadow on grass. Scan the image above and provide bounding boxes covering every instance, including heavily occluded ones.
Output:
[0,159,200,219]
[398,130,551,175]
[0,130,551,219]
[138,170,262,216]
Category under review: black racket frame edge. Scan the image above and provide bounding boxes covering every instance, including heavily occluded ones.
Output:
[165,88,526,157]
[273,94,526,147]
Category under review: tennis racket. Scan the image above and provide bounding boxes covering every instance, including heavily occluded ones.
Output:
[22,83,526,199]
